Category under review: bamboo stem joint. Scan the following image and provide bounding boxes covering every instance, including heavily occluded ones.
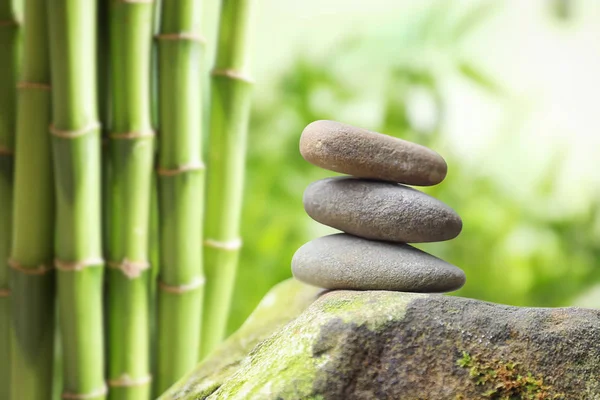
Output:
[155,32,206,44]
[211,68,254,84]
[107,259,150,279]
[8,259,54,275]
[61,384,108,400]
[0,20,19,27]
[158,276,205,294]
[107,374,152,388]
[49,122,101,139]
[16,82,52,91]
[204,238,243,251]
[54,257,104,272]
[108,130,155,140]
[157,161,205,176]
[0,146,13,156]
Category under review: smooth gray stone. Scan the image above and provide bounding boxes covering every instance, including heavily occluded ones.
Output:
[300,120,447,186]
[304,177,462,243]
[291,233,465,292]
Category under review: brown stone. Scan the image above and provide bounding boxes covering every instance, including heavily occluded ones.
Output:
[300,120,447,186]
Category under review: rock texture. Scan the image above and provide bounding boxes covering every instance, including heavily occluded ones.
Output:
[292,233,465,292]
[300,120,447,185]
[159,279,322,400]
[162,290,600,400]
[303,177,462,243]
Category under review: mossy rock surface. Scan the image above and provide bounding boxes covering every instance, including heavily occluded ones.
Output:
[159,278,323,399]
[162,285,600,400]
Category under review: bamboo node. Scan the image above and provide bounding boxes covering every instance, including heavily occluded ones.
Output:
[107,259,150,279]
[0,288,10,298]
[55,257,104,272]
[212,68,255,84]
[17,82,51,91]
[0,20,19,27]
[109,130,155,140]
[8,259,54,275]
[61,384,108,400]
[204,238,243,251]
[107,374,152,387]
[0,146,14,156]
[50,121,101,139]
[159,276,205,294]
[157,161,205,176]
[155,32,206,43]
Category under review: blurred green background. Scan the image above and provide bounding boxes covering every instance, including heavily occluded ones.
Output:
[223,0,600,333]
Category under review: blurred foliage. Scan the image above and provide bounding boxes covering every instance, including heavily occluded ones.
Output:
[226,1,600,333]
[550,0,576,21]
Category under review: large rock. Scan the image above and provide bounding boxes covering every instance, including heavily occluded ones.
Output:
[162,289,600,400]
[159,279,323,399]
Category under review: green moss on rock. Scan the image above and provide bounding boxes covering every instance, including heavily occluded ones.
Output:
[456,351,565,399]
[159,279,322,399]
[163,288,600,399]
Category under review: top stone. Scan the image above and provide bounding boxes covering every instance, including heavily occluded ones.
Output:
[300,120,447,186]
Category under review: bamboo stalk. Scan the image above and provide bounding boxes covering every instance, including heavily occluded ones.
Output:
[48,1,106,398]
[98,0,110,252]
[148,0,161,384]
[97,6,111,399]
[0,0,21,397]
[106,1,154,399]
[154,0,205,394]
[200,0,257,358]
[148,172,160,380]
[9,0,55,397]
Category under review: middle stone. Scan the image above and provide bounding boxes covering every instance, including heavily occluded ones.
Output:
[303,177,462,243]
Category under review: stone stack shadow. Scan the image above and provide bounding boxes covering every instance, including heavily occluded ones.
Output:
[292,120,465,293]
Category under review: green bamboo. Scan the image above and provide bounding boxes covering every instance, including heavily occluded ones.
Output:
[0,0,20,397]
[155,0,204,394]
[106,1,154,399]
[200,0,257,358]
[48,0,106,399]
[98,0,110,251]
[9,0,55,397]
[148,0,161,384]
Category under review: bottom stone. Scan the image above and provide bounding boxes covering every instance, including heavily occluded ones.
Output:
[292,233,465,292]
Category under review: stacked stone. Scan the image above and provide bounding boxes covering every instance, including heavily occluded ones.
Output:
[292,120,465,293]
